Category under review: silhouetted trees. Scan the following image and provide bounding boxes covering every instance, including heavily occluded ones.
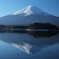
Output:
[28,23,59,30]
[0,23,59,32]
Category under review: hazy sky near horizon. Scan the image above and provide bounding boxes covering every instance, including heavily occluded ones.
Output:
[0,0,59,17]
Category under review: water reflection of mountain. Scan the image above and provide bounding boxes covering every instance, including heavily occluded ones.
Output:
[7,30,59,37]
[27,31,59,37]
[0,32,59,54]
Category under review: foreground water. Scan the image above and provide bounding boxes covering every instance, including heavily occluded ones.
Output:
[0,31,59,59]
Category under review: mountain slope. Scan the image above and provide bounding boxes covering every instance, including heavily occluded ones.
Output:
[0,5,59,26]
[12,5,50,16]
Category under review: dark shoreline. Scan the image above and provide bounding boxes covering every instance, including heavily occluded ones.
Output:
[0,23,59,33]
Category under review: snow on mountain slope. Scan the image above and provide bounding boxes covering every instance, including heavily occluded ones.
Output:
[12,5,50,16]
[0,5,59,26]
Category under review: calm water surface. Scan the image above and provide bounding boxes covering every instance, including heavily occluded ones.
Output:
[0,32,59,59]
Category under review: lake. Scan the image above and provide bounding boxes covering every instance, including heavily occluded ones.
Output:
[0,31,59,59]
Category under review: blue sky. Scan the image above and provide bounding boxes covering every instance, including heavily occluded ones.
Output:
[0,0,59,17]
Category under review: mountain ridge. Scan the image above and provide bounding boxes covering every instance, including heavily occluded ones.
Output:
[12,5,52,16]
[0,5,59,26]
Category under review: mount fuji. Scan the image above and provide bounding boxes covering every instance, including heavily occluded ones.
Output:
[0,5,59,26]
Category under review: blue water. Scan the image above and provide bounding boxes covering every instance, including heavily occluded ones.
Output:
[0,33,59,59]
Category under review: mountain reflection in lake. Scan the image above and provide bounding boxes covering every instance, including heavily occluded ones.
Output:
[6,30,59,37]
[0,31,59,59]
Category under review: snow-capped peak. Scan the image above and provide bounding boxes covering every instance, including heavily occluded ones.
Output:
[12,5,49,16]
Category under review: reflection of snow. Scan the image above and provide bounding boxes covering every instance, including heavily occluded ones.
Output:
[11,42,49,54]
[11,42,33,54]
